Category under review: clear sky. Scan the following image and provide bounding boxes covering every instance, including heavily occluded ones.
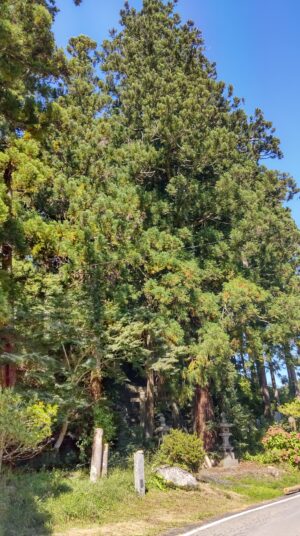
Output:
[54,0,300,227]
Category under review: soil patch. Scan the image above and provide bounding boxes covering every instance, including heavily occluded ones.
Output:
[198,461,285,485]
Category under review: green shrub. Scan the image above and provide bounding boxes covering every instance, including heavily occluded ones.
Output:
[0,389,57,472]
[260,425,300,468]
[154,429,205,472]
[93,402,116,442]
[77,402,117,464]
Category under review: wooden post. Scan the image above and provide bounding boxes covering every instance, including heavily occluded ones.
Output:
[134,450,145,496]
[90,428,103,483]
[101,443,109,477]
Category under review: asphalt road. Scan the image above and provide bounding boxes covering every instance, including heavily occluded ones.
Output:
[179,493,300,536]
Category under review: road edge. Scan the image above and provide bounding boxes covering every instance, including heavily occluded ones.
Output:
[164,492,300,536]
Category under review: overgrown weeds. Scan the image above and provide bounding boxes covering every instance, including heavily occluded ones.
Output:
[0,462,299,536]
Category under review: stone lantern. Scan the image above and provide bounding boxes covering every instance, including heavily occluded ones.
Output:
[219,412,238,467]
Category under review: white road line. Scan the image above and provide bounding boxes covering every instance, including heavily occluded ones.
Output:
[179,493,300,536]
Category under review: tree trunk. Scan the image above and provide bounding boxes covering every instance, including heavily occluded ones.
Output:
[1,162,16,388]
[171,401,180,428]
[256,359,271,417]
[250,362,259,389]
[285,352,300,398]
[54,420,69,450]
[145,369,155,439]
[193,384,215,450]
[138,387,146,428]
[0,361,16,388]
[90,367,102,401]
[269,361,280,404]
[2,162,13,274]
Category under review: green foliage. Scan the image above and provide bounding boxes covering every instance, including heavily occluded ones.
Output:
[219,376,263,455]
[146,472,168,491]
[0,0,64,139]
[0,389,57,470]
[0,468,135,534]
[0,0,299,463]
[279,399,300,419]
[154,429,205,472]
[93,403,117,442]
[77,402,117,465]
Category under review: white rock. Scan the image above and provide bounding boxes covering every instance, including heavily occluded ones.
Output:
[155,465,198,488]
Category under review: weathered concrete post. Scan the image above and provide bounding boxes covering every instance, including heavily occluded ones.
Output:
[90,428,103,483]
[134,450,145,496]
[101,442,109,477]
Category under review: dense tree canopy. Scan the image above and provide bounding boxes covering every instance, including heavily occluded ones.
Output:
[0,0,299,460]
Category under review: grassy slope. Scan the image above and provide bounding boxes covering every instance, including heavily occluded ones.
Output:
[0,465,299,536]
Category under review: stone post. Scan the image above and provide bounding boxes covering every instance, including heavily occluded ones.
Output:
[134,450,145,496]
[90,428,103,483]
[101,443,109,477]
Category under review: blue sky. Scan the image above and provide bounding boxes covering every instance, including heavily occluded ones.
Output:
[54,0,299,227]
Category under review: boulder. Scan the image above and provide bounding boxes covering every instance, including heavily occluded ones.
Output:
[155,465,198,489]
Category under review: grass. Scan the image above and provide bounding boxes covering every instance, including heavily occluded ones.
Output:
[0,464,300,536]
[0,468,136,535]
[224,471,300,502]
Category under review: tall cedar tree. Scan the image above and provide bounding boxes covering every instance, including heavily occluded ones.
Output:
[101,0,300,445]
[0,0,80,386]
[0,0,299,452]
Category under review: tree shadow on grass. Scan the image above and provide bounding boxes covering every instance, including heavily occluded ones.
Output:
[0,470,71,536]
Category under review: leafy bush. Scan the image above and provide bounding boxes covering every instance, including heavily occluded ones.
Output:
[0,389,57,471]
[77,402,117,465]
[93,402,116,442]
[260,425,300,468]
[279,399,300,420]
[154,429,205,472]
